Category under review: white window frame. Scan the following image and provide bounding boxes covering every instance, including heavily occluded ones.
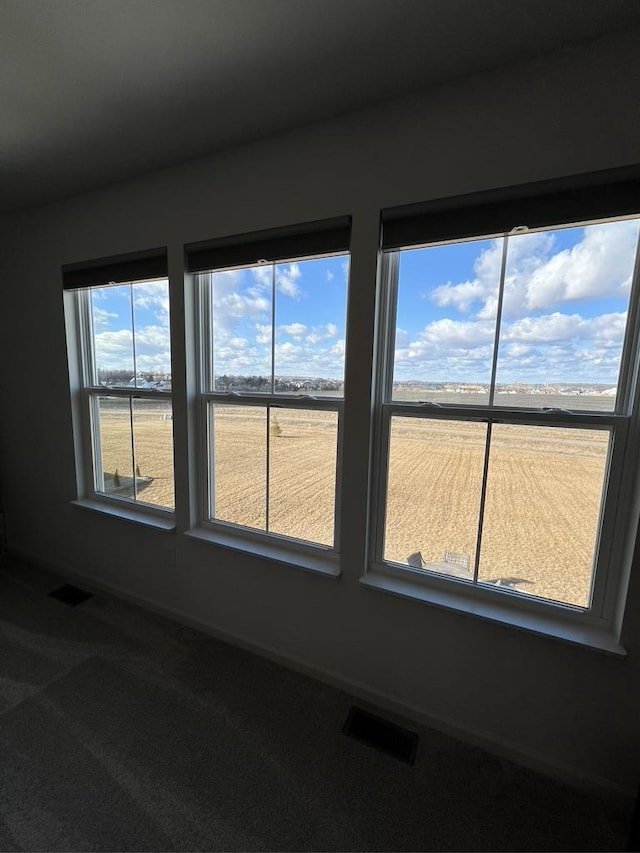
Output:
[68,278,175,525]
[369,212,640,635]
[192,252,348,570]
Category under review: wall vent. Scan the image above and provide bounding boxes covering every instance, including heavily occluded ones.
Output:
[48,584,94,607]
[343,706,418,765]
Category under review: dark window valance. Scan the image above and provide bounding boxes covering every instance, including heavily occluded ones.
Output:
[186,216,351,273]
[381,166,640,250]
[63,248,168,290]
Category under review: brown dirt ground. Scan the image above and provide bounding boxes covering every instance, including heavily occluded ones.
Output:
[98,405,608,608]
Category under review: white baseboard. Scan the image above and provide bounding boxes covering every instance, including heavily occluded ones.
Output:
[6,546,636,804]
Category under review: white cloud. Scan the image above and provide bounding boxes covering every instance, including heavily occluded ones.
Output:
[432,278,491,314]
[325,270,335,281]
[392,308,629,384]
[276,263,302,298]
[255,323,272,344]
[94,324,172,374]
[502,311,627,346]
[431,221,639,323]
[522,222,637,309]
[132,280,170,326]
[394,220,640,384]
[417,318,495,348]
[215,335,270,374]
[279,322,307,339]
[251,266,272,287]
[271,342,345,379]
[305,323,340,345]
[211,269,270,339]
[92,307,118,329]
[94,329,133,370]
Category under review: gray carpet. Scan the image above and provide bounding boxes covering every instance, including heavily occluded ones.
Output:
[0,555,631,852]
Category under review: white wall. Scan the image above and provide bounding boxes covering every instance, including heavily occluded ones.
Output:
[2,29,640,795]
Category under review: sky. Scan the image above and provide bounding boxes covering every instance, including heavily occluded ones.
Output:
[91,279,171,379]
[208,254,348,384]
[395,218,640,387]
[89,218,640,388]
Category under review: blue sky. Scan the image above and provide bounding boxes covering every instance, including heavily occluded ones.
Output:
[91,279,171,378]
[89,218,640,387]
[209,254,348,381]
[395,219,640,386]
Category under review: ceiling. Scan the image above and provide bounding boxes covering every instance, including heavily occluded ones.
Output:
[2,0,640,216]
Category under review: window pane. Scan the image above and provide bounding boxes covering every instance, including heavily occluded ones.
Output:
[478,424,610,607]
[95,396,134,497]
[274,255,347,395]
[384,417,486,578]
[131,279,172,390]
[268,408,338,546]
[208,255,348,395]
[392,239,501,404]
[211,405,267,530]
[91,285,134,385]
[132,398,174,510]
[493,220,640,411]
[210,269,273,392]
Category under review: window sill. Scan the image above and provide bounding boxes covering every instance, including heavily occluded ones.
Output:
[361,566,626,657]
[186,526,341,579]
[71,498,175,531]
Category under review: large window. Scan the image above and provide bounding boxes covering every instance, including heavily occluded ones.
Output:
[187,218,350,555]
[374,181,640,620]
[64,251,174,515]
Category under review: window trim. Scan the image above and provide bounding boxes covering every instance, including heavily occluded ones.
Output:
[369,206,640,633]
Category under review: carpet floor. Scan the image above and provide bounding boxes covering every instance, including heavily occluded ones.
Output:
[0,554,632,851]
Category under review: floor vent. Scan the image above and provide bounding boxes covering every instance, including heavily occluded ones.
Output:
[343,706,418,765]
[48,584,94,607]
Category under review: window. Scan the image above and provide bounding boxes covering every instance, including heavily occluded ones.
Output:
[187,218,350,559]
[64,250,175,517]
[373,177,640,623]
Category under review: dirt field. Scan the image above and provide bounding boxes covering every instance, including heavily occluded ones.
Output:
[212,406,338,545]
[97,398,175,510]
[97,402,608,608]
[385,418,608,607]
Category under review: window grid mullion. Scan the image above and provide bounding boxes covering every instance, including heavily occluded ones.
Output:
[128,395,137,501]
[270,264,276,395]
[88,390,103,494]
[78,290,96,387]
[265,407,271,532]
[382,252,400,404]
[129,283,137,387]
[203,273,214,392]
[487,234,509,406]
[205,398,215,520]
[371,252,399,564]
[383,402,621,429]
[616,231,640,414]
[374,405,393,563]
[202,392,342,412]
[472,420,493,584]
